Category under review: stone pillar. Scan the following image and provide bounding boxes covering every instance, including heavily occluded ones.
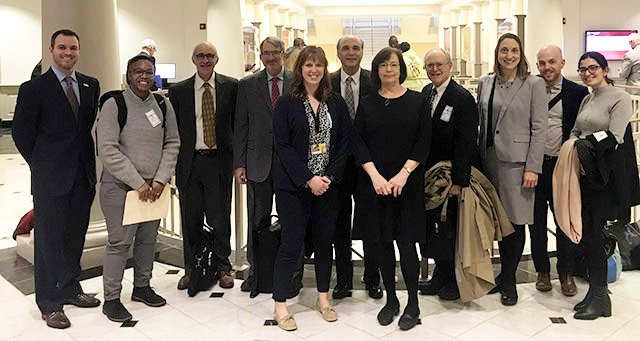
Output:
[450,11,459,75]
[275,25,283,39]
[267,4,279,37]
[474,22,483,77]
[207,0,246,272]
[515,14,526,47]
[293,28,299,39]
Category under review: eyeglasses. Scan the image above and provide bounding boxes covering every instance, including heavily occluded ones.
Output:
[261,50,283,57]
[577,65,601,75]
[379,62,400,69]
[131,69,154,77]
[426,63,448,70]
[195,53,217,60]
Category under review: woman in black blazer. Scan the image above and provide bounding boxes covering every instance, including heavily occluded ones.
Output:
[271,46,353,331]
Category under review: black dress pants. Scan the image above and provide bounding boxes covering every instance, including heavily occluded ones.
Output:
[180,152,232,273]
[420,199,458,285]
[273,188,338,302]
[579,179,611,286]
[335,157,380,288]
[246,172,275,279]
[33,166,94,314]
[530,156,575,274]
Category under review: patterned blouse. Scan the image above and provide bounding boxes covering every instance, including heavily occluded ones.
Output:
[304,98,332,176]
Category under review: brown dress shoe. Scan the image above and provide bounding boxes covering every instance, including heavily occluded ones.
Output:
[560,274,577,296]
[219,271,234,288]
[64,293,101,307]
[177,274,190,290]
[41,310,71,329]
[536,273,552,292]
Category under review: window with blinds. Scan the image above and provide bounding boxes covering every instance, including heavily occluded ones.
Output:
[342,18,402,68]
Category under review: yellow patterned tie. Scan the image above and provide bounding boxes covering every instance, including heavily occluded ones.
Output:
[202,82,216,148]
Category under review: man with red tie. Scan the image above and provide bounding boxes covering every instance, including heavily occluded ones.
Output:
[233,37,298,293]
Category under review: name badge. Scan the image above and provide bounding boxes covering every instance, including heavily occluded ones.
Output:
[440,105,453,122]
[145,109,161,127]
[311,143,328,155]
[593,131,608,142]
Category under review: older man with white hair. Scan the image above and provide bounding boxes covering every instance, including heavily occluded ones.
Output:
[140,38,157,63]
[619,32,640,95]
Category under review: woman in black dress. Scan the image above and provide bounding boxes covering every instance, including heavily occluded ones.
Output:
[352,47,431,331]
[271,46,353,331]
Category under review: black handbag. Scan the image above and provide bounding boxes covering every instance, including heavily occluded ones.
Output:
[187,224,218,297]
[424,198,456,260]
[603,220,640,270]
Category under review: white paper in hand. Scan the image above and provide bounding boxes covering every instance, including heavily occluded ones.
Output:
[122,185,171,225]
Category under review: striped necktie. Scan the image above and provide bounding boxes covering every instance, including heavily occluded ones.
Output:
[344,76,355,119]
[202,82,216,148]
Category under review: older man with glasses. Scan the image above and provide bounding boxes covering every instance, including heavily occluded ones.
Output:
[169,42,239,291]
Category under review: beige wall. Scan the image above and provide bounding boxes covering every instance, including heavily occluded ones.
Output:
[0,0,41,85]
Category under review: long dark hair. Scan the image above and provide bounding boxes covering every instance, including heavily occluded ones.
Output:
[291,46,332,102]
[493,33,530,80]
[579,51,615,85]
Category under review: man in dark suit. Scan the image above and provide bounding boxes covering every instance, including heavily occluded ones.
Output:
[532,44,589,296]
[233,37,297,293]
[169,42,238,290]
[329,35,382,300]
[12,29,101,329]
[419,47,478,301]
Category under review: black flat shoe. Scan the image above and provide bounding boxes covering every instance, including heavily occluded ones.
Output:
[419,279,443,296]
[398,311,420,331]
[500,284,518,306]
[438,282,461,301]
[132,286,166,307]
[240,277,254,292]
[376,303,400,326]
[366,284,383,299]
[103,299,132,323]
[332,285,352,299]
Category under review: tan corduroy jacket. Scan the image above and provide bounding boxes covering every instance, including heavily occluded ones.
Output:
[425,161,514,302]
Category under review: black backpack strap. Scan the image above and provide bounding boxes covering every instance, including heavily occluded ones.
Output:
[98,90,127,131]
[548,92,562,110]
[153,93,167,128]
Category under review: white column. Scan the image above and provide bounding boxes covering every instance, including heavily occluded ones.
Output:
[267,4,279,37]
[524,0,563,71]
[254,0,266,43]
[244,0,255,24]
[472,1,484,77]
[450,10,459,75]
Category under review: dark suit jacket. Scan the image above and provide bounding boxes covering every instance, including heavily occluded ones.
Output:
[12,68,100,196]
[559,77,590,142]
[272,93,354,191]
[422,79,478,186]
[169,73,238,189]
[233,68,293,182]
[329,68,374,106]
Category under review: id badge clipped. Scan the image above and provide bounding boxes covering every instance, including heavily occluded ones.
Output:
[311,143,328,155]
[145,109,161,128]
[440,105,453,122]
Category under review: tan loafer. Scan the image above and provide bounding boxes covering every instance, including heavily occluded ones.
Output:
[535,273,552,292]
[315,301,338,322]
[275,313,297,331]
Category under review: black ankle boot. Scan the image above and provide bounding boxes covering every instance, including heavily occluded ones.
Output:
[574,286,593,311]
[574,285,611,320]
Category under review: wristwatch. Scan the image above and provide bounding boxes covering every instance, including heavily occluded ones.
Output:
[403,166,413,174]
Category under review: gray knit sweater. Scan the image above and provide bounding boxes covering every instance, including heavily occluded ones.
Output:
[97,88,180,190]
[571,84,632,144]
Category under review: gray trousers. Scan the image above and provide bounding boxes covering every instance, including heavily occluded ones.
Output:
[100,181,159,301]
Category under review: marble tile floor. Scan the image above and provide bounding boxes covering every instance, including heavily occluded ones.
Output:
[1,261,640,340]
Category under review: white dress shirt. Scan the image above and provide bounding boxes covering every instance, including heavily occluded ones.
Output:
[430,77,451,117]
[194,72,217,149]
[340,68,361,111]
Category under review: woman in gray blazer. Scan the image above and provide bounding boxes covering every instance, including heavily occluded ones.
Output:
[477,33,548,306]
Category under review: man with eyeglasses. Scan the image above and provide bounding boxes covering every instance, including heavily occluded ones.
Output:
[619,33,640,95]
[328,35,382,300]
[419,47,478,301]
[13,29,101,329]
[531,45,589,295]
[233,37,302,295]
[169,42,239,291]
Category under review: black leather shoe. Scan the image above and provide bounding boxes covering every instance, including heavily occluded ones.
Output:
[132,286,166,307]
[398,310,420,331]
[103,299,132,322]
[419,278,444,296]
[438,282,460,301]
[366,284,383,299]
[241,277,254,292]
[574,286,593,311]
[332,285,352,299]
[64,293,101,308]
[376,302,400,326]
[574,285,611,320]
[41,310,70,329]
